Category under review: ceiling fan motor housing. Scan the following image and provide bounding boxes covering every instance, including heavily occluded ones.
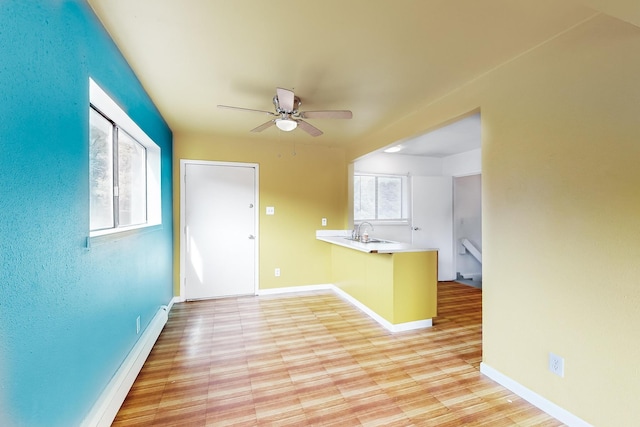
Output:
[273,94,301,115]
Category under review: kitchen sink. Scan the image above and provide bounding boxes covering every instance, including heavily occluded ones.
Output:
[344,237,396,244]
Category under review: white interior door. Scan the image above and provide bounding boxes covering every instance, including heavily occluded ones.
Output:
[184,162,257,299]
[411,176,454,281]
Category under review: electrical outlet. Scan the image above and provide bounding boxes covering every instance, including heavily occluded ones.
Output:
[266,206,275,215]
[322,218,327,227]
[275,268,281,277]
[549,352,564,377]
[136,316,141,335]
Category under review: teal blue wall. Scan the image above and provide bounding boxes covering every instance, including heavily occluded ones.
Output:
[0,1,173,425]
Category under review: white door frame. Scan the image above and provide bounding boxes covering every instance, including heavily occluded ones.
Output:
[179,159,259,300]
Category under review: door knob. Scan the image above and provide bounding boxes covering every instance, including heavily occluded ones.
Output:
[412,227,421,231]
[248,235,255,239]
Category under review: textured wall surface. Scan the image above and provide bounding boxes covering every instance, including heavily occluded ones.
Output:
[0,1,173,425]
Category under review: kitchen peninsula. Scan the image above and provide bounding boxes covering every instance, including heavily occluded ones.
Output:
[317,231,438,331]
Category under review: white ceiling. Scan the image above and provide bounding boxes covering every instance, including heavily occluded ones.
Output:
[85,0,629,152]
[385,113,481,157]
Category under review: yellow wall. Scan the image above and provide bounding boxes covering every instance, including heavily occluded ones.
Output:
[172,133,348,294]
[347,14,640,426]
[170,11,640,425]
[330,246,437,324]
[331,245,395,321]
[393,251,437,324]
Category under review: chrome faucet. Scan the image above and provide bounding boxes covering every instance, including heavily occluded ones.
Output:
[357,222,374,241]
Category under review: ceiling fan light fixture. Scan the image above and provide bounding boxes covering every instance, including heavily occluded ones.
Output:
[275,118,297,132]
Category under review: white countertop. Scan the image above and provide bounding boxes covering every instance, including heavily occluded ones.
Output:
[316,231,437,254]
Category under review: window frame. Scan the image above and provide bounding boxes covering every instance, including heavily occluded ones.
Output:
[353,172,410,225]
[89,78,161,238]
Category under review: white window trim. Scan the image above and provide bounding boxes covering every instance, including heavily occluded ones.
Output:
[353,172,411,225]
[89,78,161,239]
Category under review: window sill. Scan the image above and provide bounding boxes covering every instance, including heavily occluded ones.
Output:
[86,224,163,249]
[355,221,410,226]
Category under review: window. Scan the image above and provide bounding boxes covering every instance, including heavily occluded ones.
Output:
[89,78,161,236]
[354,173,409,223]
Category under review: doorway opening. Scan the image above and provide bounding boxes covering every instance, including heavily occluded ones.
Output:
[349,111,482,287]
[454,174,482,288]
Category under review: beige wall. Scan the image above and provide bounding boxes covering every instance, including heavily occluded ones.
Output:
[347,14,640,426]
[172,134,348,294]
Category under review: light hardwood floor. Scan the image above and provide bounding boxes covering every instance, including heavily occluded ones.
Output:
[113,282,564,426]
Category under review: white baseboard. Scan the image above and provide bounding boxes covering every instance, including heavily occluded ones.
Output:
[81,305,170,427]
[259,284,432,333]
[168,295,183,308]
[387,318,433,332]
[330,286,432,333]
[480,363,592,427]
[257,284,334,295]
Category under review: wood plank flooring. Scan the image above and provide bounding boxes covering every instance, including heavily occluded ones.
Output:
[113,282,564,426]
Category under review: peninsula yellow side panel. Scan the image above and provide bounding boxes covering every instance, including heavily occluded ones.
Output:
[331,245,437,325]
[331,245,394,323]
[392,251,438,324]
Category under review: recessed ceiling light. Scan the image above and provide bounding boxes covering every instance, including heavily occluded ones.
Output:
[383,145,402,153]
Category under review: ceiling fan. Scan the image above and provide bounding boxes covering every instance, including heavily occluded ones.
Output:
[217,87,352,137]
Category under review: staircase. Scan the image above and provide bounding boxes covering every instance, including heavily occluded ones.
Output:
[457,238,482,287]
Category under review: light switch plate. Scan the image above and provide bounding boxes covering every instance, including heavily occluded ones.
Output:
[266,206,275,215]
[322,218,327,226]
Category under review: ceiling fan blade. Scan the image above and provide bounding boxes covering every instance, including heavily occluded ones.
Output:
[276,87,295,112]
[250,120,276,133]
[297,120,323,137]
[299,110,353,119]
[218,105,276,116]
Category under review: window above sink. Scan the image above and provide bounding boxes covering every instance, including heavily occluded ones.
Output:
[354,173,409,225]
